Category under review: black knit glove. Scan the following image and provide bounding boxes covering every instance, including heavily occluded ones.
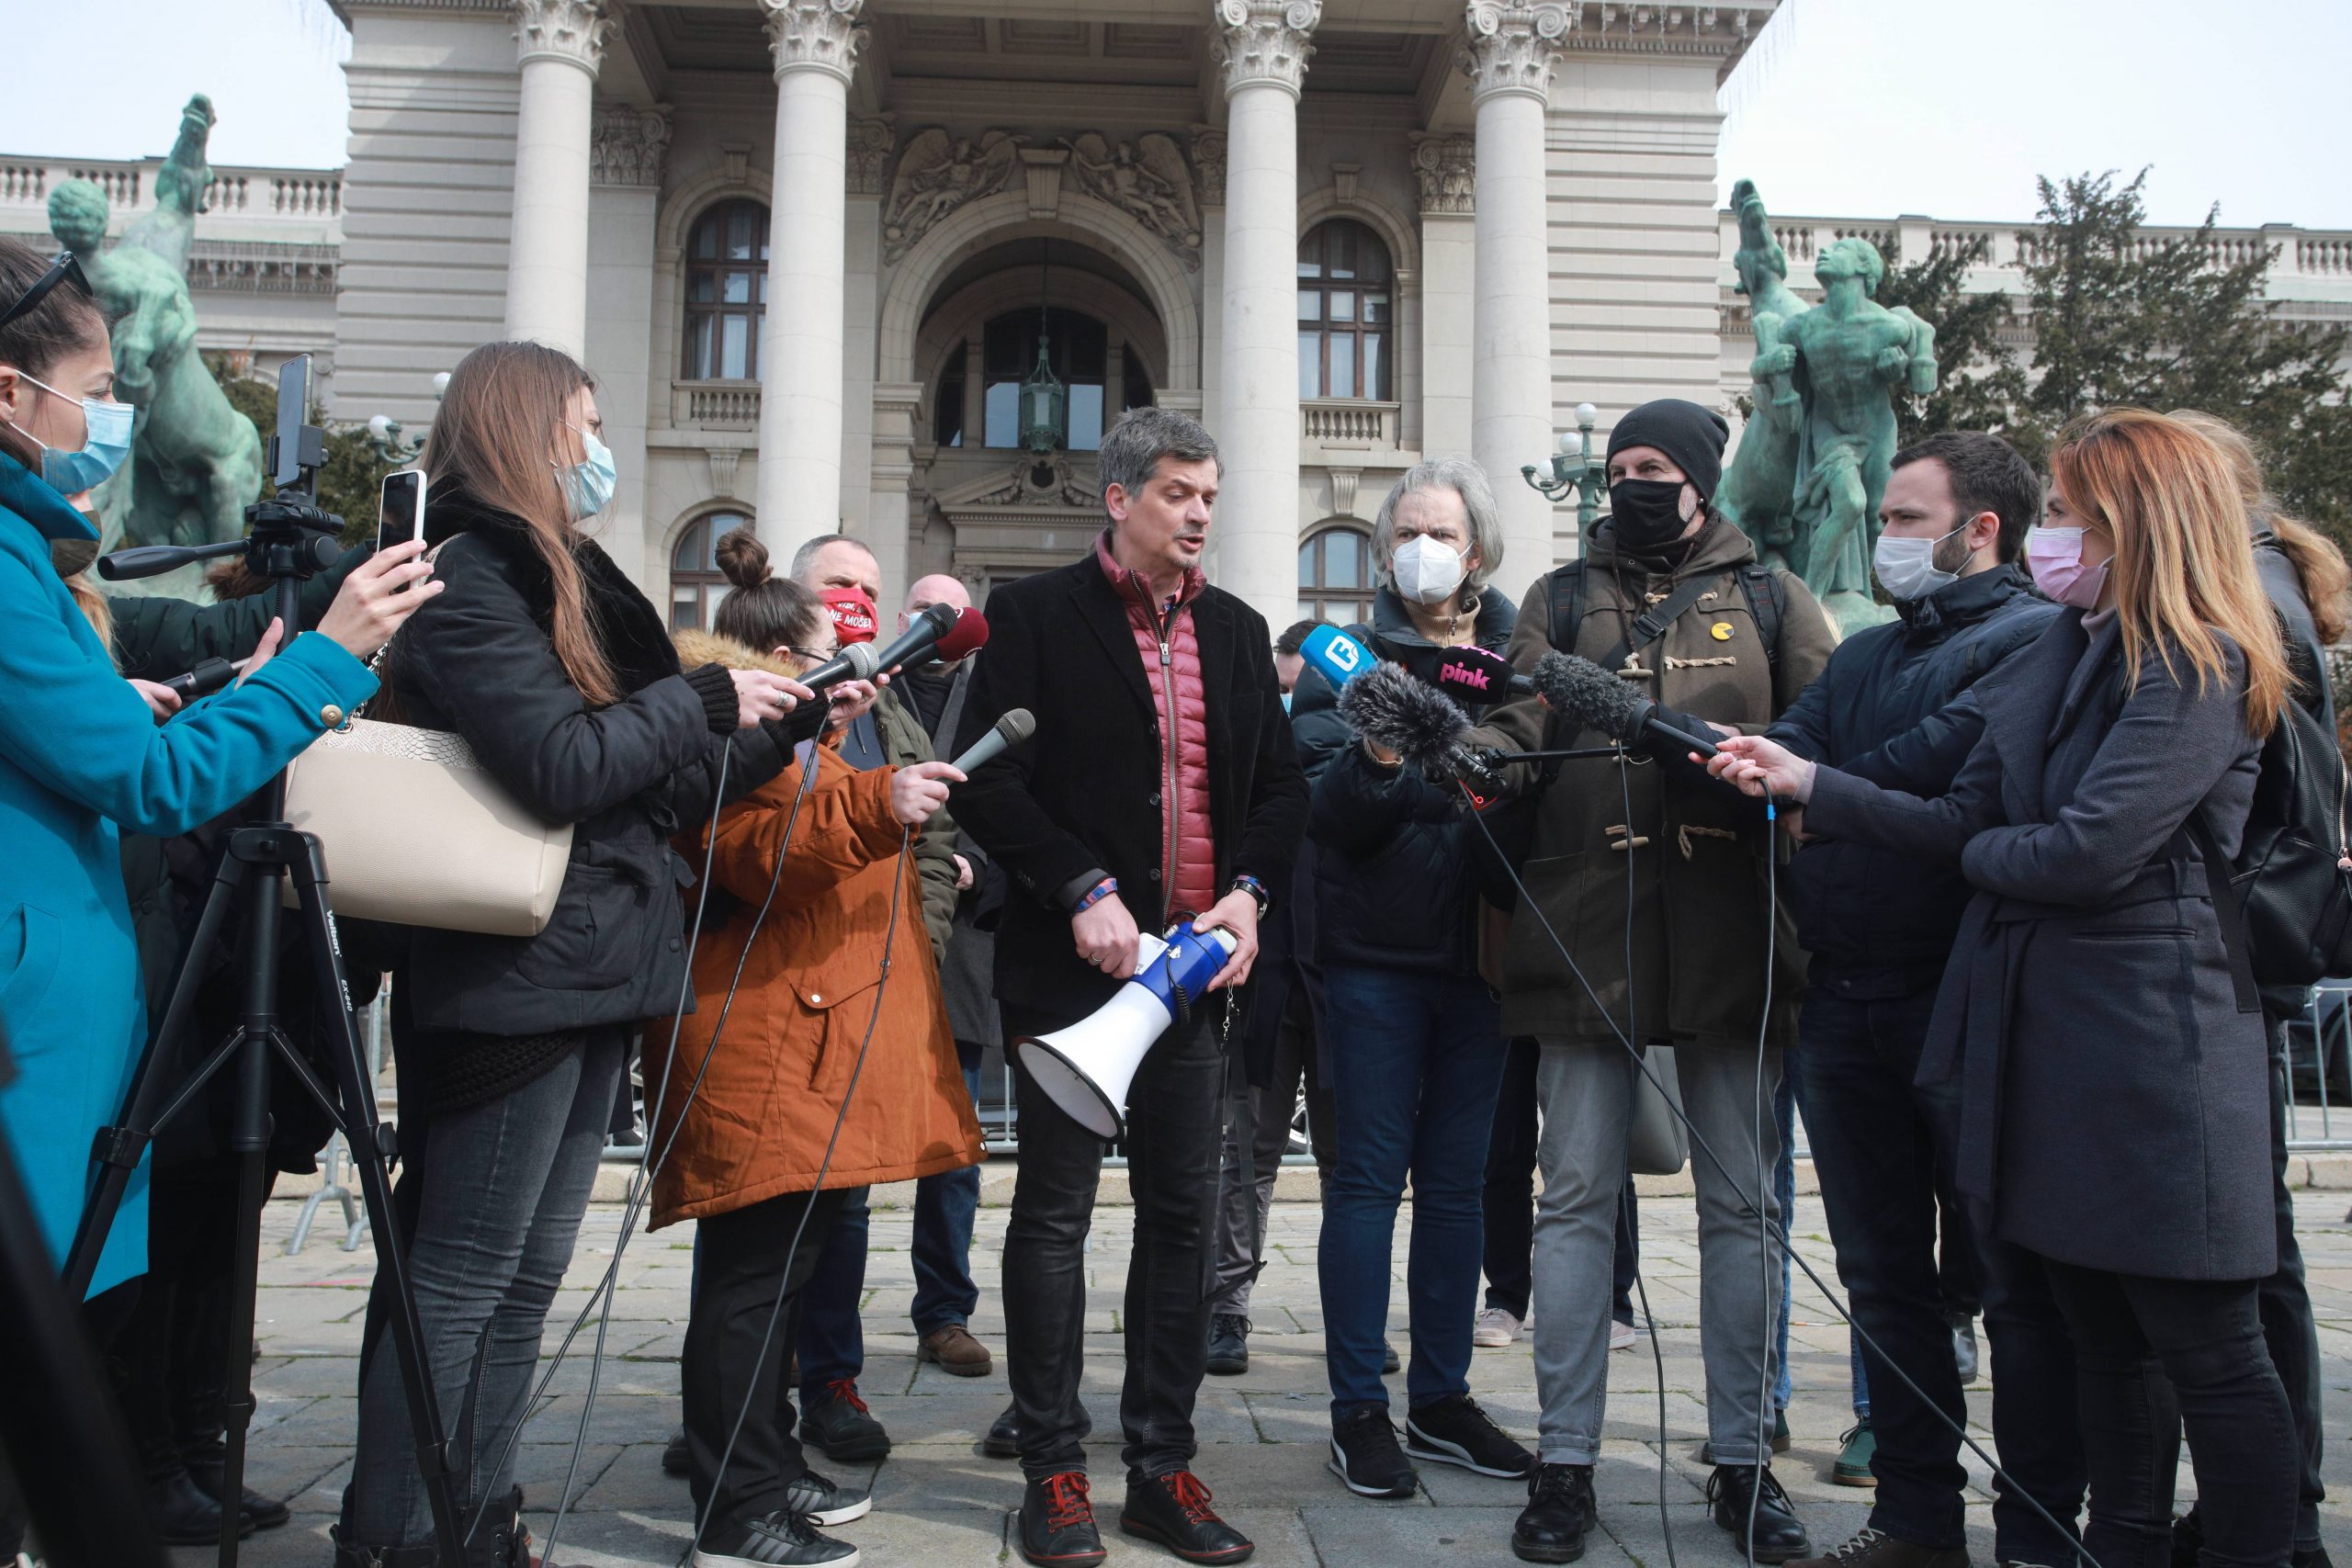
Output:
[764,698,831,750]
[681,661,741,736]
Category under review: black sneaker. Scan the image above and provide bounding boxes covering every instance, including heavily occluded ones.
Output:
[1706,1463,1809,1564]
[1512,1463,1595,1564]
[1119,1471,1254,1564]
[1789,1527,1971,1568]
[1384,1340,1401,1374]
[985,1403,1022,1459]
[1019,1472,1106,1567]
[1404,1393,1534,1480]
[663,1425,691,1477]
[1328,1405,1417,1499]
[797,1379,891,1463]
[694,1508,859,1567]
[782,1470,871,1529]
[1206,1313,1250,1375]
[182,1454,290,1531]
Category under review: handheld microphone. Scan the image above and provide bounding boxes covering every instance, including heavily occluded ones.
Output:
[893,605,989,677]
[1335,661,1496,786]
[950,707,1035,775]
[1531,650,1722,760]
[164,656,244,702]
[1299,623,1373,692]
[1434,646,1534,701]
[797,601,958,694]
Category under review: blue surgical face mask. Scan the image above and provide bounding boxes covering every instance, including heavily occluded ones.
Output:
[6,369,132,497]
[1281,691,1294,713]
[555,423,616,520]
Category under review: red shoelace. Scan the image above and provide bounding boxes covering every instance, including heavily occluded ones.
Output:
[1041,1472,1094,1531]
[1163,1471,1217,1526]
[821,1377,870,1414]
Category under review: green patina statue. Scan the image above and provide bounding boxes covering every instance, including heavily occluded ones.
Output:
[51,95,262,597]
[1716,182,1941,632]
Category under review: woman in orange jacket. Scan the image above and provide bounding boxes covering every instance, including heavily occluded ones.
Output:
[648,530,978,1568]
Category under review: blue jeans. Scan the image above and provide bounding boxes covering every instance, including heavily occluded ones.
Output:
[797,1185,870,1401]
[1318,965,1506,1414]
[910,1050,985,1335]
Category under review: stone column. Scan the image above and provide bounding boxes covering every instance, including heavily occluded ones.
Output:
[504,0,616,356]
[756,0,865,540]
[1462,1,1570,577]
[585,102,670,589]
[1211,0,1320,628]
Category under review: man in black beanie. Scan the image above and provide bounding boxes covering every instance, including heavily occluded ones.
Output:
[1465,397,1838,1565]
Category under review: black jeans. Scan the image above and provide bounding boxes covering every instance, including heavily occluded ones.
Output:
[684,1186,851,1532]
[2041,1259,2296,1568]
[112,1156,244,1484]
[1481,1035,1637,1324]
[1002,1000,1224,1484]
[1793,987,1971,1549]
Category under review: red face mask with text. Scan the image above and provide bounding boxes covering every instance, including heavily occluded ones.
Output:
[822,587,879,645]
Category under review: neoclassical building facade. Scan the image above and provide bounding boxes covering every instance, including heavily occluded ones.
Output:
[6,0,2348,628]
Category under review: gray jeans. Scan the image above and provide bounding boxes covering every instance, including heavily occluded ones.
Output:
[1210,998,1331,1314]
[342,1029,627,1545]
[1532,1039,1782,1467]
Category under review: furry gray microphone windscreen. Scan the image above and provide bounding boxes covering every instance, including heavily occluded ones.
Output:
[1531,649,1645,743]
[1337,660,1482,781]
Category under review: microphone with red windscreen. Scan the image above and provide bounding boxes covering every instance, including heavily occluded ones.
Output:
[895,605,989,676]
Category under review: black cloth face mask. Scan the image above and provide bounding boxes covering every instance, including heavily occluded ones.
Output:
[1609,478,1697,555]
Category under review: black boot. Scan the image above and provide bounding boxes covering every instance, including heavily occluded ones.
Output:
[1706,1463,1809,1564]
[1511,1462,1595,1564]
[182,1450,291,1530]
[149,1467,254,1546]
[1018,1472,1106,1567]
[1119,1471,1253,1564]
[469,1484,541,1568]
[985,1403,1022,1459]
[328,1525,441,1567]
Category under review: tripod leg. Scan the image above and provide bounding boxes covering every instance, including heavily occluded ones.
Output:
[285,848,467,1566]
[62,852,251,1300]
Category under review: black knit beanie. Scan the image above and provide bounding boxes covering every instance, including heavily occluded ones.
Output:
[1606,399,1732,502]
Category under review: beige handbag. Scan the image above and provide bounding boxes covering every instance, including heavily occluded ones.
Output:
[280,596,574,935]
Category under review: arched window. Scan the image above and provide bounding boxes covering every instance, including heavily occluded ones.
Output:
[1297,220,1394,401]
[1298,525,1374,626]
[671,511,747,630]
[683,201,769,380]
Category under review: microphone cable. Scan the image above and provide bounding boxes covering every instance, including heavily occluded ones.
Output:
[1457,780,2104,1568]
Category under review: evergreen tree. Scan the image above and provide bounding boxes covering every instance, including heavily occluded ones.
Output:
[207,354,396,547]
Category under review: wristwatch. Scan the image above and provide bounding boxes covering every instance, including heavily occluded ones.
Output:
[1226,874,1272,919]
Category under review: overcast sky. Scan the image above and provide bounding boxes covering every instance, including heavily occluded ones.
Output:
[5,0,2346,231]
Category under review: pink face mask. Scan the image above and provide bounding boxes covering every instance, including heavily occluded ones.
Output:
[2025,525,2109,610]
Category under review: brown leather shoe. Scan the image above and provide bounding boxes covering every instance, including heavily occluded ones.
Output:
[918,1323,994,1376]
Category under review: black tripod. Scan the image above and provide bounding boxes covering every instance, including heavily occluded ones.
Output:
[62,405,464,1564]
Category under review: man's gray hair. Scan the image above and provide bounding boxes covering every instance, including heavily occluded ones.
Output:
[1098,406,1221,506]
[1371,457,1505,595]
[789,531,874,582]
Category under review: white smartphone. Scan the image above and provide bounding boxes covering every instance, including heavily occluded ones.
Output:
[378,469,425,558]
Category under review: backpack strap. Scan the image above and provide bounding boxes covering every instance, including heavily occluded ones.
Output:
[1732,564,1782,672]
[2187,815,2263,1015]
[1531,561,1589,786]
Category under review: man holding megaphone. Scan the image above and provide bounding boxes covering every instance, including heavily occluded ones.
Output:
[950,407,1306,1568]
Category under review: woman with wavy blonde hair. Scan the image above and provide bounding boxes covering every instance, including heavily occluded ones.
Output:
[1707,409,2297,1566]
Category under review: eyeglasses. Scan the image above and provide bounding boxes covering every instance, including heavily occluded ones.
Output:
[787,647,836,664]
[0,252,94,333]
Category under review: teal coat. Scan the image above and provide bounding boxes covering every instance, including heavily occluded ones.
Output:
[0,453,376,1296]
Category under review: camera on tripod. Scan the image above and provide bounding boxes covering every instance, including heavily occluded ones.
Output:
[96,353,345,594]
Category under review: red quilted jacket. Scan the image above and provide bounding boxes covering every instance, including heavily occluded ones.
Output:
[1094,533,1216,921]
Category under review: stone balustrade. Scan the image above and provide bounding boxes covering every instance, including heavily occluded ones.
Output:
[1302,398,1400,448]
[674,380,762,429]
[0,155,342,237]
[1734,209,2352,284]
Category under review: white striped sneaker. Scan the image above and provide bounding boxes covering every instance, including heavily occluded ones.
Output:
[1471,1306,1521,1348]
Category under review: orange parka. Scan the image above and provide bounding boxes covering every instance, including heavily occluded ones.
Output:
[646,632,983,1229]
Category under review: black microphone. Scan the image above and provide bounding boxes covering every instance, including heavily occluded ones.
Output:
[950,707,1035,774]
[163,657,243,702]
[1531,649,1722,760]
[797,601,958,694]
[1335,661,1497,787]
[1434,646,1534,701]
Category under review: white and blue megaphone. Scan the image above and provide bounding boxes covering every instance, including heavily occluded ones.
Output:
[1015,923,1239,1140]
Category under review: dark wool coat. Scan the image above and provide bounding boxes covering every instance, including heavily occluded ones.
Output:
[949,549,1307,1021]
[377,488,797,1034]
[1806,610,2274,1281]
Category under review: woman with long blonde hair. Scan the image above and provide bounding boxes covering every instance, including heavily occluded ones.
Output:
[335,341,814,1567]
[1707,409,2296,1566]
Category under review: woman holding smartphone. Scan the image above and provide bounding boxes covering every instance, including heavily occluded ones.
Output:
[1706,409,2297,1565]
[334,342,813,1568]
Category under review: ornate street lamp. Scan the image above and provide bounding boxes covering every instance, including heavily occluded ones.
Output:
[1522,400,1608,532]
[1017,243,1067,456]
[365,370,451,465]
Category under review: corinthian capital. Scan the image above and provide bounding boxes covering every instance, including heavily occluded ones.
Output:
[1211,0,1322,100]
[761,0,866,84]
[513,0,618,73]
[1459,2,1575,102]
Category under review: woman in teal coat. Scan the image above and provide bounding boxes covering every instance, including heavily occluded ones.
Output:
[0,238,435,1297]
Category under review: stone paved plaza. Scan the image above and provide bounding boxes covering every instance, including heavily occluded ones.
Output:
[191,1178,2352,1567]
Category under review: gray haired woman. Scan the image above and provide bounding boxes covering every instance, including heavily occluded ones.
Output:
[1309,457,1532,1500]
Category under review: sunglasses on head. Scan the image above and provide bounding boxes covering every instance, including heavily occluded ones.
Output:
[0,252,94,333]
